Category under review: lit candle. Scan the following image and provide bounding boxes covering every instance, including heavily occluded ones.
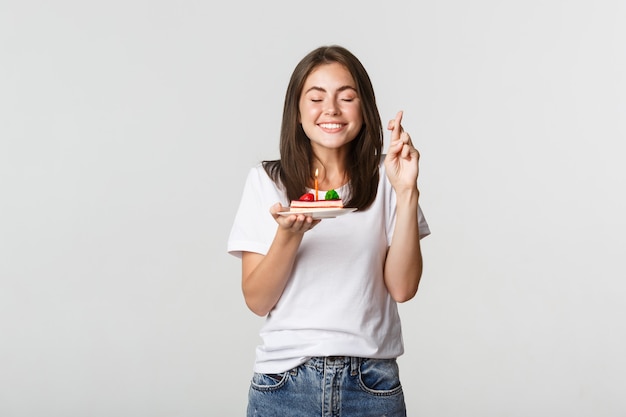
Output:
[314,168,319,201]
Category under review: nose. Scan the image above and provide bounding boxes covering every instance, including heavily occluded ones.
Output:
[324,100,340,116]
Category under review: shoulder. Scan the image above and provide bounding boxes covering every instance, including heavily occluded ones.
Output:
[242,164,273,193]
[245,162,272,182]
[242,162,288,202]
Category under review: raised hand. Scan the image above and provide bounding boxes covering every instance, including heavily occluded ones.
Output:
[384,111,420,192]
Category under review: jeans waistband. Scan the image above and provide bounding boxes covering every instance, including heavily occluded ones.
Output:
[306,356,360,376]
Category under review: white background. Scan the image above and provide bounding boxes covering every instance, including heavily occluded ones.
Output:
[1,1,625,416]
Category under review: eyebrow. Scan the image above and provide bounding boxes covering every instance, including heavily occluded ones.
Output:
[304,85,357,94]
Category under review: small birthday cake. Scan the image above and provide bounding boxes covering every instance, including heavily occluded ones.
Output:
[289,189,344,211]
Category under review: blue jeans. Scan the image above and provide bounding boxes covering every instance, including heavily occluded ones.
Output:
[247,356,406,417]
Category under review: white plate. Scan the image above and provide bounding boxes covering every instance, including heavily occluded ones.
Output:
[278,207,357,219]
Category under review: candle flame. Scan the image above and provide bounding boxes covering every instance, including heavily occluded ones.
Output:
[315,168,318,177]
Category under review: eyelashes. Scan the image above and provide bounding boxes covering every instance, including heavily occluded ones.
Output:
[308,97,356,103]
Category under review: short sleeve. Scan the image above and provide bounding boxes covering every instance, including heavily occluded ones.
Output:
[227,166,287,258]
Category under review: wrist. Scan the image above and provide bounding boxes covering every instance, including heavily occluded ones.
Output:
[395,185,420,202]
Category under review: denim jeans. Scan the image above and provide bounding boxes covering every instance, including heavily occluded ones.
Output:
[247,356,406,417]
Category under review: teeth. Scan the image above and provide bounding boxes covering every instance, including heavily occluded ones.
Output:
[320,123,342,129]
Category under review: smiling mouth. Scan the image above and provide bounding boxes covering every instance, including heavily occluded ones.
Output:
[318,123,344,130]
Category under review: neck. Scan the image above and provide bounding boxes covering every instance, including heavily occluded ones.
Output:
[311,148,349,190]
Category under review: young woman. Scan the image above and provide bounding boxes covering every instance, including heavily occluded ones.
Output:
[228,45,430,416]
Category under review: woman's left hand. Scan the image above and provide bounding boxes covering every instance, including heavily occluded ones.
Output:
[384,110,420,192]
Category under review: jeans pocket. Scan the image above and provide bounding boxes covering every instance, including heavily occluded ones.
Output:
[358,358,403,396]
[250,372,288,392]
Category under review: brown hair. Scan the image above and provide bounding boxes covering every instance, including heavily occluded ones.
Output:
[263,45,383,210]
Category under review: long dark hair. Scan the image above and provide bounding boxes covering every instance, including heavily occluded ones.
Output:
[263,45,383,210]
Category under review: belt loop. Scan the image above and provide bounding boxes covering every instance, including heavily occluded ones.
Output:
[350,357,359,376]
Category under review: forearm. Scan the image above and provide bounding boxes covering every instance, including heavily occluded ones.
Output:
[242,229,304,316]
[384,187,423,302]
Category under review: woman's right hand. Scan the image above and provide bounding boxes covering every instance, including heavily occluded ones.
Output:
[270,203,321,234]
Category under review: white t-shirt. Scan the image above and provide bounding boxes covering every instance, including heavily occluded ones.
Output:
[228,160,430,373]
